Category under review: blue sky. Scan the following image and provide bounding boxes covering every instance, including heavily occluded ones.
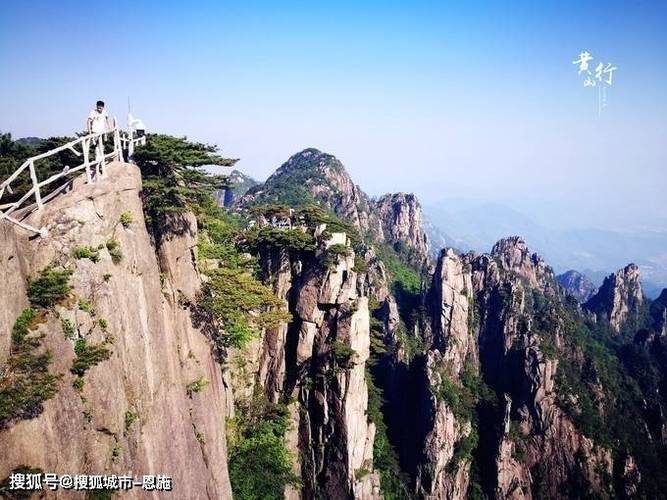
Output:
[1,1,665,230]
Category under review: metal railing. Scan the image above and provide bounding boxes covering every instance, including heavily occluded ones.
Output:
[0,127,146,237]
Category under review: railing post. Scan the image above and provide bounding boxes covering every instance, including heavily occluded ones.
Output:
[114,128,122,162]
[128,133,135,161]
[83,137,92,183]
[29,160,43,210]
[95,136,104,178]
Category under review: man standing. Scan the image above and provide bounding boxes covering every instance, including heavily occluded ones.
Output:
[87,100,109,134]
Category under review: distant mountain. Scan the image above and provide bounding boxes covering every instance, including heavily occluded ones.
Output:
[557,270,597,303]
[584,263,644,334]
[425,201,667,298]
[216,169,259,207]
[15,136,43,146]
[238,148,431,266]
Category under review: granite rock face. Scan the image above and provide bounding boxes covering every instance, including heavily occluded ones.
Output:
[585,263,644,333]
[375,192,431,267]
[0,162,232,499]
[407,238,615,499]
[225,235,382,499]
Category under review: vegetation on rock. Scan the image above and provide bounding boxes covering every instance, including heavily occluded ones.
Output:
[227,393,299,499]
[0,308,61,427]
[26,265,73,308]
[71,338,112,376]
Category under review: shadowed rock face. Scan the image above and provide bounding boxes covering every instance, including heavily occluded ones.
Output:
[0,162,232,499]
[585,263,644,333]
[557,270,597,303]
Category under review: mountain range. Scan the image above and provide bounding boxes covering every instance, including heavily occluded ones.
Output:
[423,200,667,298]
[2,138,667,499]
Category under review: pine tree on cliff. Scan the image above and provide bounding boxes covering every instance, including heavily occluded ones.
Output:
[132,134,238,234]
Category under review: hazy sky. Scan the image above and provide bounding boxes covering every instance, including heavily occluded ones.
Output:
[1,1,665,231]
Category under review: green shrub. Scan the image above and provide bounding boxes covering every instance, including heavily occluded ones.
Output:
[124,409,140,434]
[450,427,479,470]
[324,244,351,269]
[61,318,76,339]
[71,338,112,375]
[227,396,298,499]
[332,341,356,369]
[119,211,134,227]
[200,267,290,349]
[245,227,316,253]
[106,239,122,264]
[72,376,85,392]
[352,255,369,273]
[78,298,94,314]
[0,309,61,427]
[328,243,350,256]
[26,265,73,308]
[98,318,108,332]
[74,246,100,263]
[223,315,257,349]
[186,376,210,395]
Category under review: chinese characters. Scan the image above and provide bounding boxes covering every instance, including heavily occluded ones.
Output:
[573,50,618,115]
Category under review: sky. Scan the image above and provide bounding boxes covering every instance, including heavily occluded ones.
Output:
[1,1,666,231]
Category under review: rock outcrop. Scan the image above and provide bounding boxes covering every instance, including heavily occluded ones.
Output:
[225,232,382,498]
[374,193,430,267]
[0,162,232,499]
[585,263,644,333]
[238,148,431,261]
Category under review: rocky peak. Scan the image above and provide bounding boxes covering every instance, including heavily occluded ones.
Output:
[217,169,258,207]
[557,270,597,303]
[490,236,553,289]
[585,263,644,333]
[239,148,382,238]
[374,192,430,266]
[650,288,667,336]
[237,149,438,265]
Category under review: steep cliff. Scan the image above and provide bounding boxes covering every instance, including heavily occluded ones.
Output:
[0,162,232,498]
[224,228,382,499]
[585,263,644,333]
[374,193,431,268]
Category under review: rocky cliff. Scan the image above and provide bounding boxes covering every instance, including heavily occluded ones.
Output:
[374,193,430,267]
[0,162,232,499]
[584,263,644,333]
[224,232,382,499]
